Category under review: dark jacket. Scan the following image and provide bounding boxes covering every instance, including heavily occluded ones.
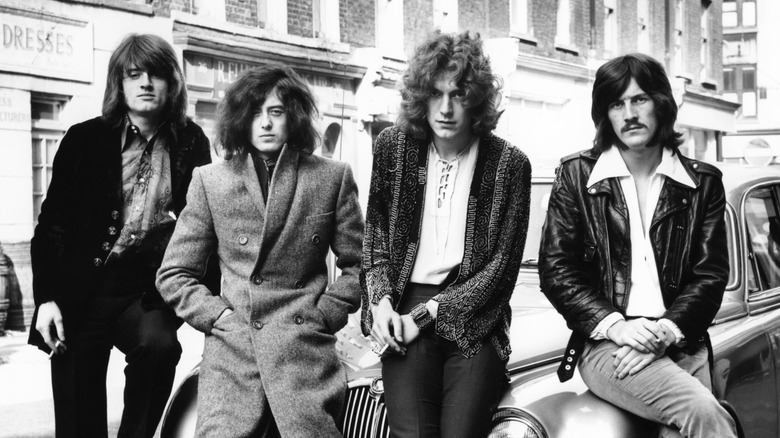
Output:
[28,116,214,351]
[539,148,729,380]
[360,126,532,360]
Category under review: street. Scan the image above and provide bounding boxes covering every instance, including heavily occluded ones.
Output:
[0,324,204,438]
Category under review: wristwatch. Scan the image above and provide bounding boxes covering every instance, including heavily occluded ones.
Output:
[409,303,435,331]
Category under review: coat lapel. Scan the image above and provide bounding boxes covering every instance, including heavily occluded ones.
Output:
[257,144,299,268]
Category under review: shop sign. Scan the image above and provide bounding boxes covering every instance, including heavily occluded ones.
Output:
[0,87,31,131]
[0,11,93,82]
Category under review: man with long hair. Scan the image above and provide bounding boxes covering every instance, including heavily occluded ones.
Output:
[157,66,363,437]
[29,34,213,437]
[361,31,532,437]
[539,53,737,437]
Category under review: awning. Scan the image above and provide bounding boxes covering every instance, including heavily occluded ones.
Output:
[676,89,740,133]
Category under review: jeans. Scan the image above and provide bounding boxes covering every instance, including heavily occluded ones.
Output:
[381,283,508,438]
[578,340,737,438]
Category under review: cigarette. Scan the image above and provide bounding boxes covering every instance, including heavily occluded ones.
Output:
[48,340,64,360]
[48,350,55,360]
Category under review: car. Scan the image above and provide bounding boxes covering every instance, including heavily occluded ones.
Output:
[160,162,780,438]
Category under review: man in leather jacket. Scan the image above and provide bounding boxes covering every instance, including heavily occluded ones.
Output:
[539,53,737,437]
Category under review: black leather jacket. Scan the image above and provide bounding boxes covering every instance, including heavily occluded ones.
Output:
[539,148,729,379]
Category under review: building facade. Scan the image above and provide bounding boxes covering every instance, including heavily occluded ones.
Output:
[721,0,780,166]
[0,0,735,325]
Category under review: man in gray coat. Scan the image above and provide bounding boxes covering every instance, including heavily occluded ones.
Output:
[157,66,364,437]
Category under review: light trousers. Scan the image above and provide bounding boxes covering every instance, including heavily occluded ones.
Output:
[578,340,737,438]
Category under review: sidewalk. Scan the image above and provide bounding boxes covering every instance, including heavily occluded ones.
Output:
[0,326,204,438]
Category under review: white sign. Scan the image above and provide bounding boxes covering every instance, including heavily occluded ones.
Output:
[0,87,31,131]
[0,11,93,82]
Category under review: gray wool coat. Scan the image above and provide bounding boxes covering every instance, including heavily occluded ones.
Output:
[156,144,364,437]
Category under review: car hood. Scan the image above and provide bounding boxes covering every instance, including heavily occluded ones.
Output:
[337,276,571,379]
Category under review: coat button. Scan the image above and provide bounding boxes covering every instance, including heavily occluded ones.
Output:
[93,258,103,267]
[294,280,304,289]
[682,198,688,205]
[111,210,119,220]
[588,188,596,194]
[252,319,264,330]
[311,234,321,245]
[101,242,111,251]
[692,162,699,169]
[293,315,304,325]
[238,235,248,245]
[108,226,117,236]
[251,275,263,285]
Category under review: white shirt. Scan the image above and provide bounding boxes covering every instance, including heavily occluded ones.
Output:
[587,146,695,342]
[410,139,479,284]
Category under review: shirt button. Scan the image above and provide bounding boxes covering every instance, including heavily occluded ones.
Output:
[111,210,119,220]
[238,235,248,245]
[293,315,304,325]
[311,234,321,245]
[108,226,117,235]
[252,320,264,330]
[251,275,263,285]
[93,258,103,267]
[294,280,304,289]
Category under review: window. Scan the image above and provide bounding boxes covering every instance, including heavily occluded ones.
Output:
[31,95,67,226]
[724,65,757,118]
[603,0,617,57]
[700,5,710,80]
[194,0,225,21]
[376,0,404,56]
[313,0,340,41]
[322,123,342,158]
[258,0,288,33]
[555,0,571,46]
[433,0,458,33]
[745,185,780,293]
[510,0,530,36]
[637,0,650,53]
[723,0,757,28]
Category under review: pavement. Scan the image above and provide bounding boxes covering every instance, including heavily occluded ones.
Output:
[0,325,205,438]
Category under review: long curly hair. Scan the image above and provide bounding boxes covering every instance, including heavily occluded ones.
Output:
[102,34,187,127]
[397,31,502,141]
[591,53,683,152]
[216,66,320,160]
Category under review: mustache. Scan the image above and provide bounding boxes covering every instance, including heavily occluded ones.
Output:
[621,122,646,133]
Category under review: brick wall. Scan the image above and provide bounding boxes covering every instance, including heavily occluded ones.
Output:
[151,0,191,17]
[405,0,434,56]
[225,0,256,27]
[341,0,375,47]
[288,0,314,38]
[487,0,510,38]
[459,0,488,36]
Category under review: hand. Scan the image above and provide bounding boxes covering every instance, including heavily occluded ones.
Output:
[370,296,405,354]
[606,318,668,355]
[611,345,660,379]
[35,301,67,355]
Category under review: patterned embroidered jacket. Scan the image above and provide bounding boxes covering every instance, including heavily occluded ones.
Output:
[360,126,532,360]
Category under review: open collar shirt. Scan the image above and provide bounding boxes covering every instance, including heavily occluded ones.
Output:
[587,146,695,342]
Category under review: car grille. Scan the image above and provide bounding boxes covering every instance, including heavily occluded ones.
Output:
[341,385,390,438]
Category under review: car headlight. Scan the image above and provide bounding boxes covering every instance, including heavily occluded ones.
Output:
[487,409,548,438]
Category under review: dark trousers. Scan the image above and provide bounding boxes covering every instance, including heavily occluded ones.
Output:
[381,284,507,438]
[50,293,181,438]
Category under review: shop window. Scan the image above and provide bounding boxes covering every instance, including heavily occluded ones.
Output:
[31,94,67,226]
[322,123,341,158]
[745,185,780,293]
[510,0,531,37]
[313,0,340,41]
